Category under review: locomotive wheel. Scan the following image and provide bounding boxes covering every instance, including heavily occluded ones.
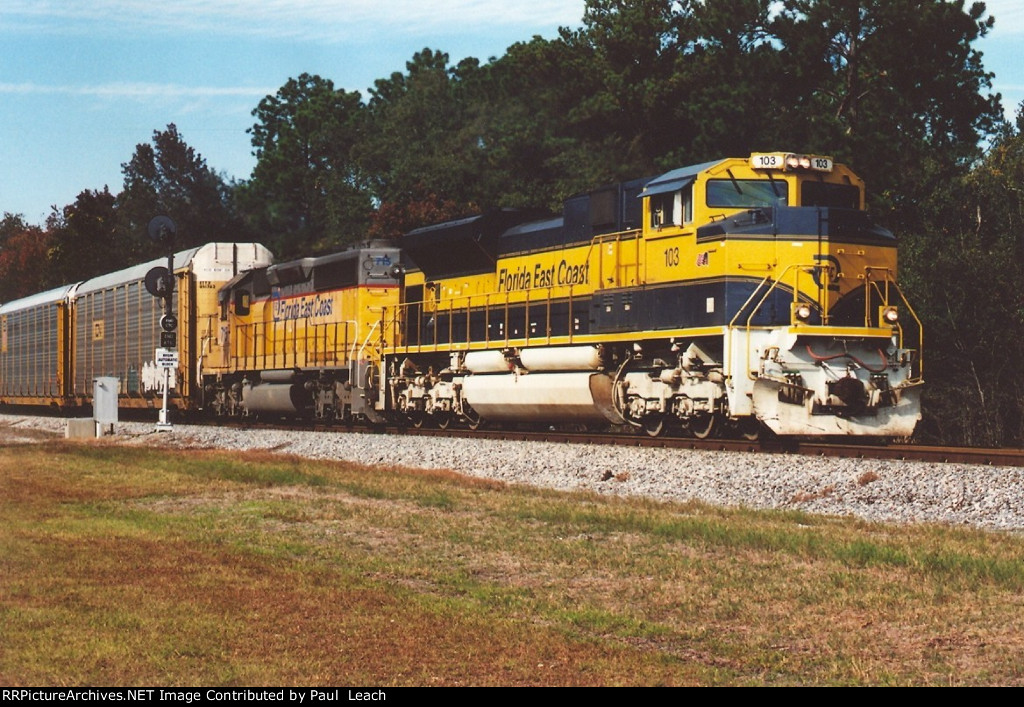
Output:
[464,403,482,431]
[642,414,666,438]
[435,412,452,430]
[737,419,760,441]
[409,412,425,429]
[691,413,716,439]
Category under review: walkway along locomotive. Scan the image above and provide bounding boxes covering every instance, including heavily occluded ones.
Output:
[0,153,922,438]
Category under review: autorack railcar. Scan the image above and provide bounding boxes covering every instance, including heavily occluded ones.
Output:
[0,243,272,410]
[0,285,76,406]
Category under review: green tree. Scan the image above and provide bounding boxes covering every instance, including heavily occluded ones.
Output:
[243,74,371,257]
[559,0,681,176]
[358,50,489,212]
[668,0,799,162]
[770,0,1002,220]
[119,124,245,256]
[466,36,603,210]
[458,3,687,210]
[45,187,124,284]
[902,108,1024,446]
[0,214,53,301]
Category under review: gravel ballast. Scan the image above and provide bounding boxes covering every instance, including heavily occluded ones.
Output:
[3,413,1023,533]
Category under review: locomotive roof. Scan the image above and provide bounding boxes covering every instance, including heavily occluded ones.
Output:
[402,209,548,279]
[640,159,724,198]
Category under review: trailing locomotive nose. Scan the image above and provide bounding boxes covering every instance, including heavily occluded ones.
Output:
[829,376,868,414]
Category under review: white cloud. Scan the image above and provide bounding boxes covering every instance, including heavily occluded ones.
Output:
[0,0,586,42]
[0,81,273,98]
[5,1,1019,40]
[985,0,1024,36]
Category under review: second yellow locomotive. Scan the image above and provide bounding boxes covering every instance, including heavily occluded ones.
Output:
[203,243,403,423]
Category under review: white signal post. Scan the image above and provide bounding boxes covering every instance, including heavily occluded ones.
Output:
[155,253,175,432]
[155,346,178,431]
[147,216,177,432]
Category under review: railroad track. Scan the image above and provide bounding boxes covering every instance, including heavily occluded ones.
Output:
[214,416,1024,468]
[388,426,1024,467]
[7,406,1022,467]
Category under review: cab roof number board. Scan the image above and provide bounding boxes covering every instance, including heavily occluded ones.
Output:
[750,153,833,173]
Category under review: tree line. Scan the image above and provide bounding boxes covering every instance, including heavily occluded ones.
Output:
[1,0,1022,446]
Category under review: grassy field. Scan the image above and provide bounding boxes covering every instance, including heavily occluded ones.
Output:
[1,438,1023,686]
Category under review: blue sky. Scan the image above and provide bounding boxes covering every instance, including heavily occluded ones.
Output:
[1,0,1022,225]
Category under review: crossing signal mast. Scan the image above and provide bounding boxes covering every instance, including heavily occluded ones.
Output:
[144,216,177,431]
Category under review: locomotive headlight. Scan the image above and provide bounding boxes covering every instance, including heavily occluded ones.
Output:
[792,302,813,323]
[779,153,833,172]
[880,306,899,326]
[785,154,813,170]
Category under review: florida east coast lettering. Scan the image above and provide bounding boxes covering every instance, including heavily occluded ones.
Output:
[497,259,590,292]
[272,294,335,323]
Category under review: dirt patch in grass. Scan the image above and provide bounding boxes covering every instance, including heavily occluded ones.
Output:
[0,419,63,444]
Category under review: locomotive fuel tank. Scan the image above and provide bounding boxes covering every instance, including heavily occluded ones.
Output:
[461,371,618,424]
[460,346,617,423]
[240,370,312,417]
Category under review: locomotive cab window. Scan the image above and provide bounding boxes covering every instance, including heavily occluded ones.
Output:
[650,187,693,228]
[706,179,788,208]
[234,290,251,316]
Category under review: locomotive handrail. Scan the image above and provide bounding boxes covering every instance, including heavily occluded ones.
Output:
[585,228,643,289]
[230,319,355,372]
[727,262,815,330]
[726,262,923,383]
[357,319,381,364]
[864,267,924,381]
[727,263,812,381]
[388,283,581,354]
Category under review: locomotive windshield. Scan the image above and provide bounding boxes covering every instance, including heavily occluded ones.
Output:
[706,179,788,208]
[801,181,860,209]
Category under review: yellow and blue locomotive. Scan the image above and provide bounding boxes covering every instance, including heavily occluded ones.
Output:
[381,152,922,437]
